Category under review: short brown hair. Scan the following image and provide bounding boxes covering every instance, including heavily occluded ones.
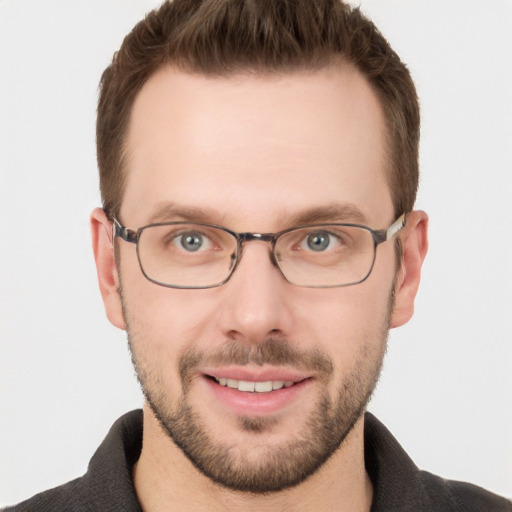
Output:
[97,0,419,219]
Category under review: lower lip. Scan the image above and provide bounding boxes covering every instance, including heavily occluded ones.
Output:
[203,376,311,416]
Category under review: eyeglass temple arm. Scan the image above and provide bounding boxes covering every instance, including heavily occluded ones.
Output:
[112,218,138,244]
[386,213,406,240]
[373,213,406,244]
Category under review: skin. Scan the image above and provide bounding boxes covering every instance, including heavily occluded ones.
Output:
[91,64,428,511]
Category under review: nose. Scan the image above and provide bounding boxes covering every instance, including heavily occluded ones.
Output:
[217,241,294,344]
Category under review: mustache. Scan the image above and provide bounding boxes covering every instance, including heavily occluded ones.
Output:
[179,337,334,384]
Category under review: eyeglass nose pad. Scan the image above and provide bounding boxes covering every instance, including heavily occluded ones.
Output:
[269,247,281,268]
[229,252,237,270]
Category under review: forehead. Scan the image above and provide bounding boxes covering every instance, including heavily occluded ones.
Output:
[122,65,392,229]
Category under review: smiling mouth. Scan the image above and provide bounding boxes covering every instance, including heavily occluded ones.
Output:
[212,377,298,393]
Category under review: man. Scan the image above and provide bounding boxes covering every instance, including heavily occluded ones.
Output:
[2,0,510,510]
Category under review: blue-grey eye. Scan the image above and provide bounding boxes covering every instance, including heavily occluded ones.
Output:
[305,231,332,251]
[178,232,205,252]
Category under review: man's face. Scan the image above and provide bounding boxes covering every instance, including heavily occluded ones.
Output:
[113,65,398,492]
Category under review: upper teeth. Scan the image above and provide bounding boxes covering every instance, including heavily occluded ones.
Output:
[214,378,295,393]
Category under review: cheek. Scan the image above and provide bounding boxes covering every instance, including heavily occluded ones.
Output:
[299,280,393,368]
[125,287,218,351]
[118,251,220,360]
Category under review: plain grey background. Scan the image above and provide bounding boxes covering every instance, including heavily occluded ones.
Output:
[1,0,511,506]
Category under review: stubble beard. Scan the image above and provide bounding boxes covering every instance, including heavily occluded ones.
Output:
[122,293,392,494]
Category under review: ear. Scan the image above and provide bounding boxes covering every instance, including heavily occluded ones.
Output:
[90,208,126,330]
[390,210,429,328]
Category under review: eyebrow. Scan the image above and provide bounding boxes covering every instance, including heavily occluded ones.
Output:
[145,201,369,228]
[147,203,220,224]
[282,203,369,227]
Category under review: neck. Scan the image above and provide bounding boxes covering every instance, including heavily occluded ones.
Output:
[133,404,373,512]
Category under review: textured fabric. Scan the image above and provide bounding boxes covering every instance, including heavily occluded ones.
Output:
[2,411,144,512]
[364,417,512,512]
[3,410,511,511]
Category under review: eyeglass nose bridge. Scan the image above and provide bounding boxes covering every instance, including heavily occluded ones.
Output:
[238,232,276,243]
[232,232,281,273]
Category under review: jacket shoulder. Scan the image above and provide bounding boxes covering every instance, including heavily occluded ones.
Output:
[1,477,87,512]
[420,471,512,512]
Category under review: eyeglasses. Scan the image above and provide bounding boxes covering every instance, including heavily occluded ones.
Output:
[112,214,405,289]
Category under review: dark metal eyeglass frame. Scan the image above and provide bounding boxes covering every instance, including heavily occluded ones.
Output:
[112,213,406,289]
